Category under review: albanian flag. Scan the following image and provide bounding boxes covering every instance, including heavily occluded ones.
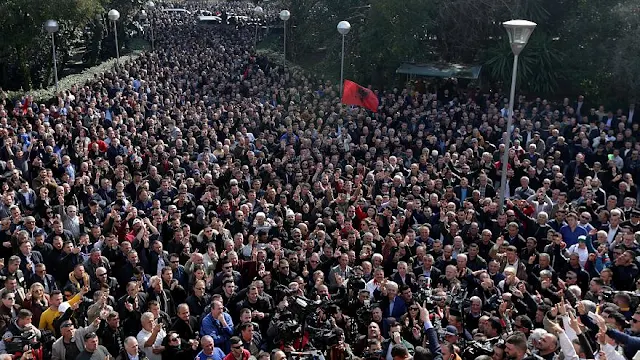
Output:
[342,80,379,112]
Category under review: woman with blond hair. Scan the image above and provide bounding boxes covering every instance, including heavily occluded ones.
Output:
[22,282,49,327]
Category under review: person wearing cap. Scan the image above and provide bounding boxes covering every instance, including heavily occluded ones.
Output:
[51,316,101,360]
[566,235,592,268]
[442,325,459,344]
[223,336,251,360]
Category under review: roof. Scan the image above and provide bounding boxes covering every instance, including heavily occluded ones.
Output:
[396,62,482,79]
[198,16,222,22]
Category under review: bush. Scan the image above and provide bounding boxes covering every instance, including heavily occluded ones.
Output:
[5,53,142,103]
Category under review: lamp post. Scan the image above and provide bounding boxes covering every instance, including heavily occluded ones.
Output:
[498,19,537,214]
[146,1,155,50]
[108,9,121,67]
[279,10,290,70]
[337,21,351,97]
[44,20,59,93]
[254,6,264,49]
[139,9,151,51]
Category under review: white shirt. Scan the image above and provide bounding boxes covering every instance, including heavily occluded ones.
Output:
[156,257,166,277]
[365,279,380,297]
[607,225,619,245]
[137,328,166,360]
[567,245,589,267]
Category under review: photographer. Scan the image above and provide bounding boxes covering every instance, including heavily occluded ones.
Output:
[0,309,41,356]
[328,329,354,360]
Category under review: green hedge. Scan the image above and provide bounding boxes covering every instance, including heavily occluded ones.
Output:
[5,53,141,103]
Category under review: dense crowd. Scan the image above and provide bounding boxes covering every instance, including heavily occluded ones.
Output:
[0,2,639,360]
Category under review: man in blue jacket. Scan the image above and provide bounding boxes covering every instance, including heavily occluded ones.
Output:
[200,300,234,353]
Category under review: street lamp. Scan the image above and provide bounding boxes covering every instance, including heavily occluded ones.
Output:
[139,10,151,51]
[279,10,290,70]
[337,21,351,97]
[254,6,264,49]
[498,19,536,214]
[146,1,155,50]
[107,9,121,67]
[43,20,59,93]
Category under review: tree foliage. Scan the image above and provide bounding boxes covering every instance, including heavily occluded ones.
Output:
[0,0,142,91]
[282,0,640,102]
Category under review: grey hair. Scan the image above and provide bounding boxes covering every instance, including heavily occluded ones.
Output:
[141,312,155,323]
[124,336,137,346]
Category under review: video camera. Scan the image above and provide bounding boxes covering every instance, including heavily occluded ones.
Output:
[460,340,494,360]
[601,290,640,309]
[4,329,41,355]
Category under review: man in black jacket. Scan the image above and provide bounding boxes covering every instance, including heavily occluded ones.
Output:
[28,263,58,294]
[96,310,125,357]
[117,281,147,337]
[170,303,199,341]
[17,241,43,279]
[234,284,271,333]
[147,275,176,318]
[187,282,210,320]
[610,249,640,291]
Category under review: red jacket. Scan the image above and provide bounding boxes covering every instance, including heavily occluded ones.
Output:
[223,349,251,360]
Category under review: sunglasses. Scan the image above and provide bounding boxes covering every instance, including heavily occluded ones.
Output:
[232,345,243,349]
[409,307,419,311]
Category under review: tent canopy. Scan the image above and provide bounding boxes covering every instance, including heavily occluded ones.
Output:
[396,62,482,79]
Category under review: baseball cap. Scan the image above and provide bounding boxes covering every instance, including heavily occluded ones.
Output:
[578,235,587,242]
[60,320,74,330]
[443,325,457,336]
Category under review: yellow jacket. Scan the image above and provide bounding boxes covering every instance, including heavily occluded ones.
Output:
[38,293,82,332]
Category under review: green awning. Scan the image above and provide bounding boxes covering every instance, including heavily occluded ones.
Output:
[396,63,482,79]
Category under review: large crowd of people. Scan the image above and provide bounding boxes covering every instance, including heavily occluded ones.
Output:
[0,2,639,360]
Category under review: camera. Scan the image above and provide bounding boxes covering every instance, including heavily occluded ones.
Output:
[4,330,40,355]
[461,340,495,360]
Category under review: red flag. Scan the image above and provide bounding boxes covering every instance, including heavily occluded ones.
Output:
[341,80,379,112]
